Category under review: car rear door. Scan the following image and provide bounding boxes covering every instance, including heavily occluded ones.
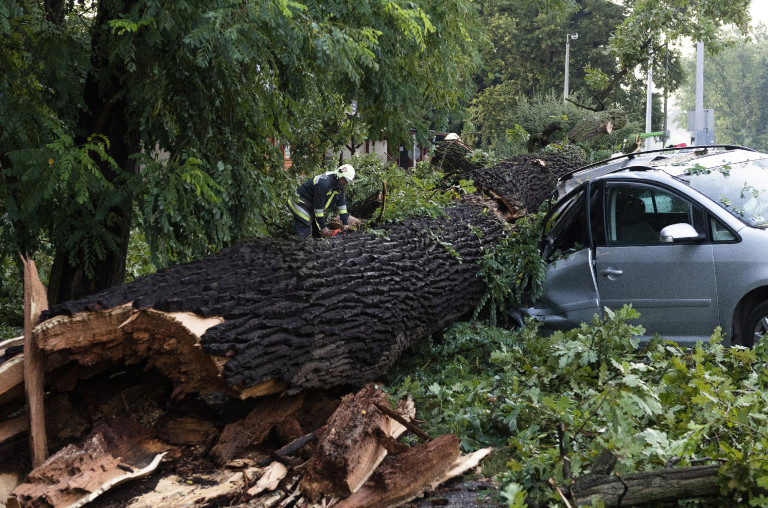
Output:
[594,182,719,343]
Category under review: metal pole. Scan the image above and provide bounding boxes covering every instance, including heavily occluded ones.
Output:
[645,54,653,150]
[564,37,570,103]
[695,41,705,146]
[663,44,669,147]
[564,33,577,103]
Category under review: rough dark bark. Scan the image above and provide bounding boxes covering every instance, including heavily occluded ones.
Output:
[39,199,504,392]
[461,145,589,219]
[570,464,723,507]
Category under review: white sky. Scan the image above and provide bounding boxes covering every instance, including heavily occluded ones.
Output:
[752,1,768,26]
[661,1,768,145]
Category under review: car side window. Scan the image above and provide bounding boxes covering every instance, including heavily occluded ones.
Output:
[711,217,737,242]
[606,184,702,245]
[541,189,588,260]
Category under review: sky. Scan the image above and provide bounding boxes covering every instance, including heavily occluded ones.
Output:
[752,1,768,26]
[660,1,768,145]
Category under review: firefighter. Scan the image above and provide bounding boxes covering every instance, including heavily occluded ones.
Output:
[288,164,355,238]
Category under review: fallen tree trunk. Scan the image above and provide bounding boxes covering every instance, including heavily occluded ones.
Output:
[32,199,504,396]
[462,145,589,219]
[570,464,723,507]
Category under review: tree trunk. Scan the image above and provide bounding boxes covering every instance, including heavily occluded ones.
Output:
[47,0,140,306]
[570,464,723,507]
[38,199,505,392]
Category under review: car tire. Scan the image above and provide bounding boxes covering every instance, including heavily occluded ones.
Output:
[743,301,768,348]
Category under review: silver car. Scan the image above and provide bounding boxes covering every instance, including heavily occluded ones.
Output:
[516,146,768,347]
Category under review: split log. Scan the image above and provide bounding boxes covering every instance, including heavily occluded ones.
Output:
[10,417,169,508]
[566,116,613,144]
[21,256,49,467]
[210,392,305,465]
[431,139,483,176]
[570,464,722,507]
[33,199,504,395]
[335,433,461,508]
[299,384,415,500]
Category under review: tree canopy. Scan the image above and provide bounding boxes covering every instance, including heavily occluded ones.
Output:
[0,0,481,303]
[466,0,751,155]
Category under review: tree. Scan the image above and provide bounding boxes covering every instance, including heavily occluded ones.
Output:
[677,27,768,151]
[0,0,481,305]
[585,0,751,111]
[466,0,749,154]
[467,0,660,153]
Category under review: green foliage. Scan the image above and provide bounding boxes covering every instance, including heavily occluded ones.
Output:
[474,210,547,326]
[0,249,52,327]
[1,0,482,294]
[0,324,19,343]
[0,256,24,327]
[344,154,475,223]
[387,306,768,505]
[469,91,642,159]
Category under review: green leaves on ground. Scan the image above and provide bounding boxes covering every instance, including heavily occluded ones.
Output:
[386,306,768,505]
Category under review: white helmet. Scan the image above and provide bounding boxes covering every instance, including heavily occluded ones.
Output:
[336,164,355,183]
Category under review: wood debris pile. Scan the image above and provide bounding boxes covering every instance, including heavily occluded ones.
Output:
[2,349,491,507]
[0,260,492,507]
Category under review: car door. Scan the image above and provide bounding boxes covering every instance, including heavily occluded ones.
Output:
[527,186,600,331]
[594,182,719,343]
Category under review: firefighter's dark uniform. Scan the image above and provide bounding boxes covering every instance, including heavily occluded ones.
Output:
[288,172,349,238]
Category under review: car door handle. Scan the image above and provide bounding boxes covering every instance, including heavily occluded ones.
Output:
[600,268,623,277]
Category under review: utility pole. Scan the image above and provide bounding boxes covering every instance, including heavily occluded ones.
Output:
[564,33,578,103]
[694,41,704,146]
[645,53,653,150]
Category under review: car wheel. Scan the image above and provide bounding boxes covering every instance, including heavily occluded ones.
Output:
[743,301,768,348]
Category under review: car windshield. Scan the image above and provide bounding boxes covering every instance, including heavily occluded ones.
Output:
[668,155,768,228]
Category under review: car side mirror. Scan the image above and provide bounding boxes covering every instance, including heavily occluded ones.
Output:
[660,223,700,243]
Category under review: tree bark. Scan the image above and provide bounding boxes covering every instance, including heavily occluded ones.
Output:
[38,199,505,393]
[570,464,723,507]
[47,0,140,306]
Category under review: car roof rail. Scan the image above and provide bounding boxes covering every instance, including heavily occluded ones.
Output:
[558,144,754,185]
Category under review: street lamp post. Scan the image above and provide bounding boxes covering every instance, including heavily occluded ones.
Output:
[564,33,578,103]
